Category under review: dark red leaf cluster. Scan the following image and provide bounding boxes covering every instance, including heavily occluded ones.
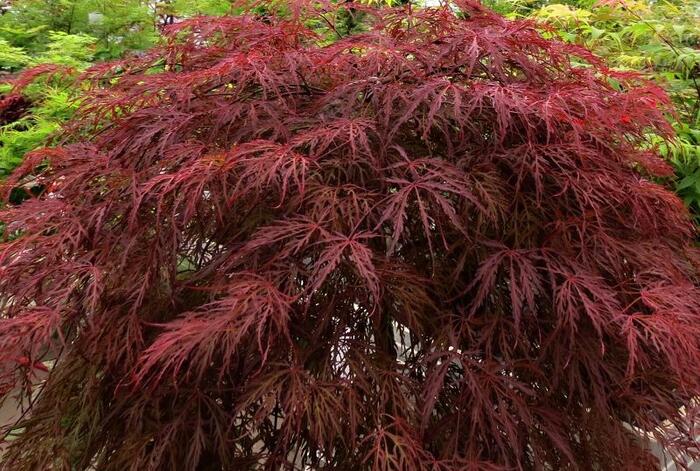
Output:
[1,2,699,469]
[0,93,30,126]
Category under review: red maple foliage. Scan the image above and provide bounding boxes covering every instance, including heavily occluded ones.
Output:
[0,93,30,126]
[1,2,700,469]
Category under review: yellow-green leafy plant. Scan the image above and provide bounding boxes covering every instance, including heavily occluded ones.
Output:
[0,79,80,178]
[0,0,157,60]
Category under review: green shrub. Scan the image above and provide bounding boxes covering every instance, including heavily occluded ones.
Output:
[0,82,78,177]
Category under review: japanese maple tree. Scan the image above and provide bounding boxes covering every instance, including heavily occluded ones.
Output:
[1,1,700,469]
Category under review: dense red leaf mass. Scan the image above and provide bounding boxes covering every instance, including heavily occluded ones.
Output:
[1,2,700,469]
[0,93,30,126]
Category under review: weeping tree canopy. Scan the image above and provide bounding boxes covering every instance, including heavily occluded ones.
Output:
[1,1,699,469]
